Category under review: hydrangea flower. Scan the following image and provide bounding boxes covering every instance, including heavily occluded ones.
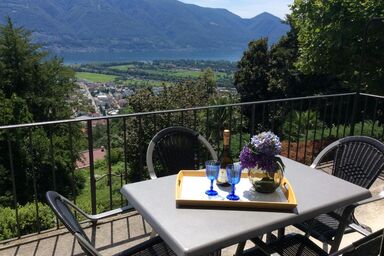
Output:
[240,131,282,173]
[239,146,258,169]
[250,131,281,156]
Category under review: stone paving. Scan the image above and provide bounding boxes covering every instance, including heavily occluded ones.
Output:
[0,178,382,256]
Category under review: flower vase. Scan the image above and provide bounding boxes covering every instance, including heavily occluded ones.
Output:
[248,161,284,193]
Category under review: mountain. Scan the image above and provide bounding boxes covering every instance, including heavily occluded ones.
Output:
[0,0,290,53]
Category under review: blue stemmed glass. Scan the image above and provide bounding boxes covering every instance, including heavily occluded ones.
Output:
[226,163,242,200]
[205,160,220,196]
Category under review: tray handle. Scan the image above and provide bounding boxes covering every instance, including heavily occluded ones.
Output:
[281,179,290,196]
[175,171,184,199]
[281,178,297,205]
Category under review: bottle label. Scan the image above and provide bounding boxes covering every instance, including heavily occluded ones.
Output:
[217,168,228,184]
[223,131,230,146]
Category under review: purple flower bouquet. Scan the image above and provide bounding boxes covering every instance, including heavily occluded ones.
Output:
[240,131,285,193]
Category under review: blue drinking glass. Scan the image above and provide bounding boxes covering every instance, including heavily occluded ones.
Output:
[205,160,220,196]
[226,163,242,200]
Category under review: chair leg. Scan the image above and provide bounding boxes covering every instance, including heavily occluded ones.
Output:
[277,228,285,238]
[266,232,277,243]
[208,250,221,256]
[91,224,97,245]
[329,206,355,253]
[234,241,246,256]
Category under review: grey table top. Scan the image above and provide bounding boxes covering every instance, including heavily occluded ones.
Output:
[120,157,371,256]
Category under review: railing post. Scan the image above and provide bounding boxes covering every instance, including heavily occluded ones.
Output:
[27,128,41,234]
[250,105,255,135]
[87,120,97,214]
[123,117,128,184]
[138,117,143,182]
[349,92,359,136]
[8,135,21,238]
[106,119,113,210]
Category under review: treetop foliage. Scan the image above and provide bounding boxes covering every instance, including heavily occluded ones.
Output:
[234,38,270,103]
[235,0,383,106]
[0,17,75,124]
[290,0,384,93]
[0,18,82,206]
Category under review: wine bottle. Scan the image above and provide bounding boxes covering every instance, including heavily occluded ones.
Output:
[216,129,233,186]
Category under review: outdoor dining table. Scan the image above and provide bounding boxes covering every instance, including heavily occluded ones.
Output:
[120,156,371,256]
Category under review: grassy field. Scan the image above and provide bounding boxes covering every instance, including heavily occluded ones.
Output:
[144,69,201,78]
[109,64,135,71]
[76,72,118,83]
[143,69,229,79]
[78,65,231,86]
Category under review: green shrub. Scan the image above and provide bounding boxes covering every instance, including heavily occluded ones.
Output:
[283,110,326,140]
[0,207,16,240]
[0,202,55,240]
[330,120,383,139]
[107,148,124,165]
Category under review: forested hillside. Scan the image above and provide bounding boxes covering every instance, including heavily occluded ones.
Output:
[0,0,290,53]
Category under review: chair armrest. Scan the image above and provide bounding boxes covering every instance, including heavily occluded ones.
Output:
[346,191,384,236]
[310,140,340,169]
[336,191,384,219]
[353,191,384,207]
[86,205,132,221]
[348,223,372,236]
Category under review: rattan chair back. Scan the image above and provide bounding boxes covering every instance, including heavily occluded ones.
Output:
[146,126,217,179]
[312,136,384,189]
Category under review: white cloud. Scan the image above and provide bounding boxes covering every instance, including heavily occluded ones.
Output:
[178,0,293,19]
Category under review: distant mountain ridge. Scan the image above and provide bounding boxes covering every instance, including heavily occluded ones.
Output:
[0,0,290,53]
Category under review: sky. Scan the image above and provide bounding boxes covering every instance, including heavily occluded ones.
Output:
[178,0,293,19]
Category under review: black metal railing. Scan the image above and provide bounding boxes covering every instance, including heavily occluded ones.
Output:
[0,92,383,242]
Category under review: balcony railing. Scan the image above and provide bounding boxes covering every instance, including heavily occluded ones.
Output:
[0,92,383,242]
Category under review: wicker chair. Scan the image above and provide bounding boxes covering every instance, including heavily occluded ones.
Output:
[146,126,218,179]
[46,191,175,256]
[293,136,384,253]
[242,228,384,256]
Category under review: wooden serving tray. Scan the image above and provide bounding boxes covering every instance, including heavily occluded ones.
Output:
[175,170,297,210]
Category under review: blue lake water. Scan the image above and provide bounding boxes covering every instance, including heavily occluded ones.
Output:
[59,49,244,64]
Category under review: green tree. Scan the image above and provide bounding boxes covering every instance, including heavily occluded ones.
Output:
[269,24,347,97]
[233,30,347,133]
[267,18,303,99]
[234,38,270,103]
[235,21,351,104]
[120,73,216,181]
[0,18,82,206]
[198,68,217,96]
[0,18,75,121]
[290,0,384,93]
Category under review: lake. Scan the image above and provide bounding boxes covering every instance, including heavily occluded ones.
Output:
[59,49,244,64]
